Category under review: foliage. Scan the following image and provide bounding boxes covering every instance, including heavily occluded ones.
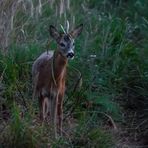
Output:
[0,0,148,147]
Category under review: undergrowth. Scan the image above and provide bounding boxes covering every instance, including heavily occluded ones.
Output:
[0,0,148,147]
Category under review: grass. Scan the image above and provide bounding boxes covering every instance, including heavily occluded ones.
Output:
[0,0,148,147]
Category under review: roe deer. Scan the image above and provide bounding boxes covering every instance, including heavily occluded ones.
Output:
[32,23,83,138]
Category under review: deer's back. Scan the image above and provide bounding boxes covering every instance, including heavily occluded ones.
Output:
[32,51,53,76]
[32,51,54,94]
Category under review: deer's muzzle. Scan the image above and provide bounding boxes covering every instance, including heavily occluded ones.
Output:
[67,52,74,59]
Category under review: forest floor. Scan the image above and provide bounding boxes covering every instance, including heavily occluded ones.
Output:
[113,100,147,148]
[0,101,147,148]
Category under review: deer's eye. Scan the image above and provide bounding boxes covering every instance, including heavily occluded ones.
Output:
[60,43,65,48]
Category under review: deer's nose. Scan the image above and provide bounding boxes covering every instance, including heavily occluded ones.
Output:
[67,52,74,59]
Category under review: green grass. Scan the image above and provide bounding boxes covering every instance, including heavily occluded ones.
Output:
[0,0,148,147]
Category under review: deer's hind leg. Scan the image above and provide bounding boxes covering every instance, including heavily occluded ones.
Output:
[57,92,64,136]
[48,90,58,138]
[42,97,49,121]
[39,93,49,121]
[38,93,44,120]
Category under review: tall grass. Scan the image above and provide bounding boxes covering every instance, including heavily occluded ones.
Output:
[0,0,148,147]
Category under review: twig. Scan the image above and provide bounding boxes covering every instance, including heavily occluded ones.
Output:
[101,112,117,130]
[64,76,97,120]
[15,81,28,110]
[67,110,118,131]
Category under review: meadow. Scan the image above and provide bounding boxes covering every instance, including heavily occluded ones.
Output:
[0,0,148,147]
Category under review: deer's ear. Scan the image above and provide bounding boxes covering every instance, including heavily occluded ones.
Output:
[49,25,60,40]
[70,24,83,38]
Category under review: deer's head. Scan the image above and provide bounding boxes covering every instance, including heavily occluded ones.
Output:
[49,24,83,59]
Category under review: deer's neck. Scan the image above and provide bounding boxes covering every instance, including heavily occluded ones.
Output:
[52,50,67,83]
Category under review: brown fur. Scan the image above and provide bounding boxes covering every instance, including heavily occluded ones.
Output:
[32,50,67,138]
[32,24,83,138]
